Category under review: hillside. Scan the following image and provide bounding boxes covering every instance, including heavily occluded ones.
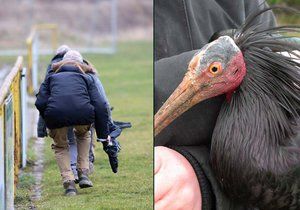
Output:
[0,0,152,49]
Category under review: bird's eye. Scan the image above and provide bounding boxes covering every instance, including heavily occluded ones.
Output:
[209,62,222,75]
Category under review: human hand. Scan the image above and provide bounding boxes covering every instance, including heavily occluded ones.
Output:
[155,146,201,210]
[102,138,120,173]
[97,135,111,143]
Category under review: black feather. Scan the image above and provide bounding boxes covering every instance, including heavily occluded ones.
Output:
[210,6,300,209]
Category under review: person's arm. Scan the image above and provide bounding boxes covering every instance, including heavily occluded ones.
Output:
[35,76,50,118]
[91,74,124,138]
[36,61,57,137]
[87,75,110,140]
[91,74,112,117]
[91,74,121,133]
[36,62,54,137]
[37,116,47,138]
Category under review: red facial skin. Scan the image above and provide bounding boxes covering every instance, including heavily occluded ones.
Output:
[194,51,247,102]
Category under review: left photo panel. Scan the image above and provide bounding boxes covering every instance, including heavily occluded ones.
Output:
[0,0,153,209]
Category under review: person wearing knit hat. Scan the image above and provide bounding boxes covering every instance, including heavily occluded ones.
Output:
[36,46,129,196]
[63,50,83,63]
[35,51,112,196]
[37,46,98,184]
[56,45,70,55]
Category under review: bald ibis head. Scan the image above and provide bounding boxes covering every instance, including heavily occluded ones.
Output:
[155,36,247,135]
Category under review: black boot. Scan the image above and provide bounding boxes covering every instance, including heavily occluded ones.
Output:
[63,180,77,196]
[78,169,93,188]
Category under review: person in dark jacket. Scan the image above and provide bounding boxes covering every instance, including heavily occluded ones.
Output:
[38,46,123,180]
[35,50,111,196]
[154,0,276,209]
[52,52,123,174]
[37,45,70,138]
[37,45,97,181]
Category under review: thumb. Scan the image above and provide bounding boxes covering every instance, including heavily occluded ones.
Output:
[155,147,163,174]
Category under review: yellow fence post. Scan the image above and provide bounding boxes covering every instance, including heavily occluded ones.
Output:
[26,24,58,95]
[0,57,23,208]
[10,68,22,188]
[0,104,5,210]
[26,32,34,94]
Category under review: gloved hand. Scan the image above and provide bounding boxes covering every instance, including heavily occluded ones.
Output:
[37,116,48,138]
[102,137,121,173]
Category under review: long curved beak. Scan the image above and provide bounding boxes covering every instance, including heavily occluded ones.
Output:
[154,72,208,136]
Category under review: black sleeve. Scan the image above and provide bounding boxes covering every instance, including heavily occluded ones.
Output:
[37,115,47,138]
[87,75,110,139]
[35,76,50,117]
[46,64,52,74]
[36,64,54,132]
[170,146,251,210]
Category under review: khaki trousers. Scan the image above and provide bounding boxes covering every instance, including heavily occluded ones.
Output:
[49,125,91,182]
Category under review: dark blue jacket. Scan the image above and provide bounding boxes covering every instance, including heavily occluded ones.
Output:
[47,53,64,73]
[35,65,110,139]
[37,53,64,137]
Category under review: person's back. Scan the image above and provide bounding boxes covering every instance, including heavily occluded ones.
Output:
[44,65,95,129]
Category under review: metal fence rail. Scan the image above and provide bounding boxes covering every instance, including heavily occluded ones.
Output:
[26,24,58,95]
[0,57,26,210]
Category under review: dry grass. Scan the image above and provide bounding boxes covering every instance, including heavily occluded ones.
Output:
[0,0,152,49]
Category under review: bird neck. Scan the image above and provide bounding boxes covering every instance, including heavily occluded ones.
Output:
[210,83,300,206]
[212,83,297,172]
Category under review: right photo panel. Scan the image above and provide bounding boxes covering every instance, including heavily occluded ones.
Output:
[154,0,300,209]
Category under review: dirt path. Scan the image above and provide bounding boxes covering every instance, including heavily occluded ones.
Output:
[30,138,44,202]
[27,97,45,205]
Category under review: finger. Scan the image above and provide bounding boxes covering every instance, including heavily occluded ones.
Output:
[156,162,202,210]
[154,148,169,202]
[155,190,179,210]
[156,183,201,210]
[155,198,171,210]
[155,146,180,202]
[155,146,164,174]
[155,164,176,202]
[155,187,183,210]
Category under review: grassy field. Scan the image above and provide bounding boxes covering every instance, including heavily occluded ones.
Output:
[14,137,37,209]
[19,41,153,210]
